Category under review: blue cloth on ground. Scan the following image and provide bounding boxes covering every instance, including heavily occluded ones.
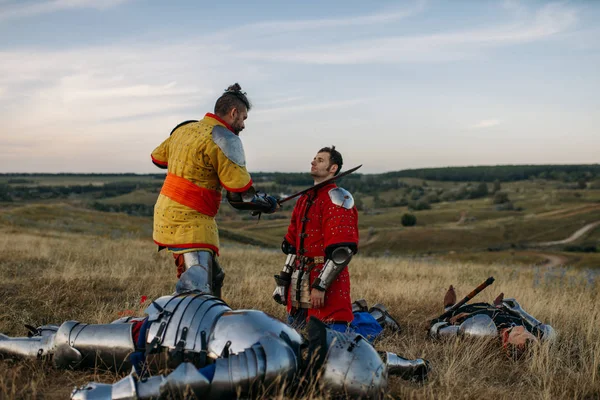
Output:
[287,311,383,342]
[130,317,151,376]
[330,312,383,342]
[199,363,216,381]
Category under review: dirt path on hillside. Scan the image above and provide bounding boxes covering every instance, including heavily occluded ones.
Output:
[535,221,600,246]
[513,251,570,268]
[536,204,600,219]
[536,253,570,268]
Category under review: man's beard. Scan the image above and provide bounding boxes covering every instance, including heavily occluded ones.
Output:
[231,124,243,134]
[311,166,332,178]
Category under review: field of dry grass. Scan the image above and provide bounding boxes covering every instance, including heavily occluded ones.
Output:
[1,226,599,399]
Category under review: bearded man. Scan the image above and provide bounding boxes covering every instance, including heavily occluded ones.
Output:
[150,83,278,296]
[272,146,361,331]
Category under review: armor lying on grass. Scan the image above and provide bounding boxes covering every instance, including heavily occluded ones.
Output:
[428,285,556,356]
[0,292,430,399]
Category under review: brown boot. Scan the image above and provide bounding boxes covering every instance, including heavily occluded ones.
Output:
[444,285,457,309]
[493,292,504,306]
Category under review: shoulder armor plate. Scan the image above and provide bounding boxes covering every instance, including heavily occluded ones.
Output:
[328,187,354,209]
[212,125,246,167]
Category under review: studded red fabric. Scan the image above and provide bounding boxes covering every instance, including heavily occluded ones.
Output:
[284,183,359,323]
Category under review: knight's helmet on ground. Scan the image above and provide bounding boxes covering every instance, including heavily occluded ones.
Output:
[306,317,388,398]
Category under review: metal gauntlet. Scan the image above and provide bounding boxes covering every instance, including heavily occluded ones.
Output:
[311,247,353,291]
[273,254,296,305]
[502,298,557,342]
[227,188,278,214]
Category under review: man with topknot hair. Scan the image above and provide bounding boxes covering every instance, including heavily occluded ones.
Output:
[151,83,279,297]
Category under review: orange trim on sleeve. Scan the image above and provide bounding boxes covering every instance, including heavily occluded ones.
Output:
[151,155,168,167]
[221,179,253,193]
[154,240,219,256]
[161,173,222,217]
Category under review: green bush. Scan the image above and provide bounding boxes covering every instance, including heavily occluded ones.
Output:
[401,213,417,226]
[493,191,510,204]
[408,199,431,211]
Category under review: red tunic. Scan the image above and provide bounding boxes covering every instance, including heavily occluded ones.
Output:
[284,183,359,323]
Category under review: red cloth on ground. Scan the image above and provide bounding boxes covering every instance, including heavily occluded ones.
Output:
[131,319,145,344]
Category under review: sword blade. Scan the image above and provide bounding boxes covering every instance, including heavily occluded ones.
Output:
[278,164,362,205]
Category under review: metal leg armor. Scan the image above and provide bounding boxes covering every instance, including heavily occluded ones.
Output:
[369,303,402,333]
[212,257,225,299]
[208,333,298,398]
[381,351,430,382]
[0,321,135,371]
[351,299,369,313]
[430,314,499,340]
[429,322,460,339]
[0,332,54,361]
[175,251,216,295]
[71,374,166,400]
[72,334,298,400]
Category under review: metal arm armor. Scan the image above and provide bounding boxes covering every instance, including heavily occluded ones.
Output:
[273,242,297,305]
[311,246,353,291]
[226,187,278,214]
[276,240,296,284]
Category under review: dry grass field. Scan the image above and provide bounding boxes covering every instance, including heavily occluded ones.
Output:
[1,226,599,399]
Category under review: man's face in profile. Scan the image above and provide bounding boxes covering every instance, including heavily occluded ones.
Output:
[231,107,248,134]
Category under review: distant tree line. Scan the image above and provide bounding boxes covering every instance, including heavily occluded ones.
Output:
[91,202,154,217]
[378,164,600,183]
[0,173,165,179]
[2,164,599,216]
[0,181,162,202]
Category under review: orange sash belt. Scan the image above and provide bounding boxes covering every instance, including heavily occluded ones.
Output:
[161,173,222,217]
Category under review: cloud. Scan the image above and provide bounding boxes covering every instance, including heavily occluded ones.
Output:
[237,3,578,64]
[239,0,426,33]
[251,99,369,122]
[0,0,132,21]
[470,119,501,129]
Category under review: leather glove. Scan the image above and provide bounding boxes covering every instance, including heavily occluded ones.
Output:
[252,192,278,214]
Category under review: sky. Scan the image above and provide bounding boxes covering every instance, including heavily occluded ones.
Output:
[0,0,598,174]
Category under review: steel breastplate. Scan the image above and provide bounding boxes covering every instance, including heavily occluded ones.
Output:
[145,293,231,365]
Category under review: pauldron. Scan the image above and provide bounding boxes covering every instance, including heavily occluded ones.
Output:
[211,125,246,166]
